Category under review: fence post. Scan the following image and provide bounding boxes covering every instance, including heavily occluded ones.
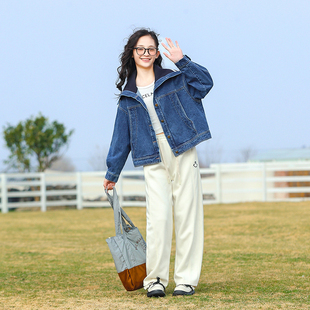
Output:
[76,172,83,210]
[262,163,267,202]
[215,165,222,204]
[1,174,8,213]
[40,173,46,212]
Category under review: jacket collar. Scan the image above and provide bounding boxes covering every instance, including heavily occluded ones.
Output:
[123,65,174,93]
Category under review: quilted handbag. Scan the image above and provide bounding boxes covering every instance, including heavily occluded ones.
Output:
[105,188,146,291]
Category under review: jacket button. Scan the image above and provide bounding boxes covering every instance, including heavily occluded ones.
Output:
[161,120,164,123]
[167,135,171,138]
[155,104,158,107]
[175,151,179,154]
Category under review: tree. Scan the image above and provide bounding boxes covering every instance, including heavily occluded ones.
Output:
[88,145,107,171]
[235,147,257,163]
[3,114,74,172]
[199,142,223,168]
[50,156,76,172]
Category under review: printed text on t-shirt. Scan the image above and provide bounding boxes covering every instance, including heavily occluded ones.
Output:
[142,92,153,99]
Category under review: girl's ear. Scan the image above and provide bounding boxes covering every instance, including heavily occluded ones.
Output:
[156,50,160,59]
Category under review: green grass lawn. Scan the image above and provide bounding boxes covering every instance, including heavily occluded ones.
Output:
[0,201,310,309]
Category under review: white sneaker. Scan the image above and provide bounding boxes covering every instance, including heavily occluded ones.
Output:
[147,277,166,298]
[173,284,195,296]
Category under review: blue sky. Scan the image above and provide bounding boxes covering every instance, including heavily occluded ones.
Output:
[1,0,309,171]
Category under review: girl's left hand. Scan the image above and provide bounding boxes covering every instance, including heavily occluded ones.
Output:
[161,38,183,64]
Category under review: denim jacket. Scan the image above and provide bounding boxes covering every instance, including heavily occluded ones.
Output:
[105,55,213,182]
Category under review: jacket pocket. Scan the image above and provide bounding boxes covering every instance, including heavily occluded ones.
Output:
[158,90,197,145]
[128,105,156,159]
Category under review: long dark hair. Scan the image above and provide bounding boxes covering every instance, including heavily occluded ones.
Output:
[116,28,163,92]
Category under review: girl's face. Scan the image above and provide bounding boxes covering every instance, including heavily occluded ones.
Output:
[133,35,160,69]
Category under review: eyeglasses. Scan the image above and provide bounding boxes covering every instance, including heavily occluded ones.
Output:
[133,47,158,56]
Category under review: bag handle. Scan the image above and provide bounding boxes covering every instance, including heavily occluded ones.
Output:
[105,188,135,226]
[105,188,135,235]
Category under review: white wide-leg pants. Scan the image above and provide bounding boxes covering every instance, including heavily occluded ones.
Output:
[143,134,204,289]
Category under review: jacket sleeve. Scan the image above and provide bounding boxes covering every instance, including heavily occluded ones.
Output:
[175,55,213,100]
[105,103,131,183]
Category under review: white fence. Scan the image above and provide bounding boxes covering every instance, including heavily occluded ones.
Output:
[1,161,310,213]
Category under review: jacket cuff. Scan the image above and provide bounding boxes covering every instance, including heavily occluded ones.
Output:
[175,55,191,69]
[105,171,120,183]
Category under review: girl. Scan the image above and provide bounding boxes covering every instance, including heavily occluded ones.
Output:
[103,28,213,297]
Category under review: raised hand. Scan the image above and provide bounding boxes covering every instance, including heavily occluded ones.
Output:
[161,38,184,64]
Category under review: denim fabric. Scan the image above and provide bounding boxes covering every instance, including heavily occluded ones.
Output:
[105,55,213,182]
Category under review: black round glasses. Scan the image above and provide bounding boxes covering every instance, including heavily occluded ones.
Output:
[133,47,158,56]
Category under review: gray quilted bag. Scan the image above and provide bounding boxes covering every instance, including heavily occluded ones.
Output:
[105,188,146,291]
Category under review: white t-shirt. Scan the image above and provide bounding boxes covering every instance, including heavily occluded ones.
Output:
[137,82,164,135]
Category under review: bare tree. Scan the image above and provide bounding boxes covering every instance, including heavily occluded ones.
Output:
[235,146,257,162]
[50,156,76,171]
[199,142,223,168]
[88,145,107,171]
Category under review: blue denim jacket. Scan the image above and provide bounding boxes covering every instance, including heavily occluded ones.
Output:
[105,55,213,182]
